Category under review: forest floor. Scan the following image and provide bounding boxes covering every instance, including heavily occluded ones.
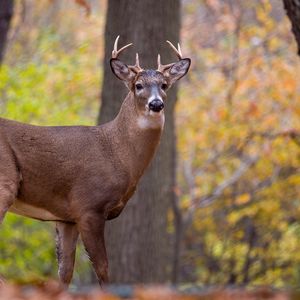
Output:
[0,280,296,300]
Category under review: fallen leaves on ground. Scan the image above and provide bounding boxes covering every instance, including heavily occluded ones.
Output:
[0,281,292,300]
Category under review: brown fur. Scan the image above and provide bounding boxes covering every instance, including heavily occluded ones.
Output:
[0,93,162,286]
[0,41,190,286]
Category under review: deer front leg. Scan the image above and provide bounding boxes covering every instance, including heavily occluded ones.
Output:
[55,222,79,286]
[0,146,20,224]
[78,214,108,286]
[0,179,18,224]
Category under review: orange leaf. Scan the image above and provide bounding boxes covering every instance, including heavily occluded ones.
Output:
[75,0,91,16]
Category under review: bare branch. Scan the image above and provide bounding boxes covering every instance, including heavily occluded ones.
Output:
[227,165,299,211]
[197,155,259,208]
[182,154,259,226]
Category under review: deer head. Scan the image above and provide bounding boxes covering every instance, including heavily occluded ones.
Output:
[110,36,191,116]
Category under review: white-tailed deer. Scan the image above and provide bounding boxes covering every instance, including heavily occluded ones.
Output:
[0,36,190,286]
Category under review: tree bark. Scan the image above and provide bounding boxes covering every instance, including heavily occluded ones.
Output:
[0,0,14,64]
[283,0,300,55]
[98,0,180,283]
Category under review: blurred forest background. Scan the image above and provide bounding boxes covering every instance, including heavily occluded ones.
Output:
[0,0,299,288]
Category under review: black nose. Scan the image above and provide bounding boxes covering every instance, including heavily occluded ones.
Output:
[149,99,164,112]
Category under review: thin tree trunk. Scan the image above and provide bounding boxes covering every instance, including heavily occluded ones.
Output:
[98,0,180,283]
[171,196,183,284]
[283,0,300,55]
[0,0,14,64]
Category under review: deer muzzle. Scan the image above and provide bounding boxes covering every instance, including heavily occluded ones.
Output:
[149,99,164,112]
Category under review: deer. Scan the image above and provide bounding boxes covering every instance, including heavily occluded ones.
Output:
[0,36,190,286]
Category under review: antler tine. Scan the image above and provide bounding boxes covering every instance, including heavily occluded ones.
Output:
[157,53,172,70]
[157,54,161,69]
[113,35,120,55]
[177,43,182,57]
[128,52,143,73]
[166,40,183,60]
[112,35,133,59]
[135,53,141,69]
[157,40,184,72]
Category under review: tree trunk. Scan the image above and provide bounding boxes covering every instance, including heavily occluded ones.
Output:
[0,0,14,64]
[98,0,180,283]
[283,0,300,55]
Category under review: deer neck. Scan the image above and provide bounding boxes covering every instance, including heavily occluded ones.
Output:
[108,92,164,181]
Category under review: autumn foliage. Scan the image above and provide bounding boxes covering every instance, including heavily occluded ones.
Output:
[0,0,299,288]
[174,0,300,286]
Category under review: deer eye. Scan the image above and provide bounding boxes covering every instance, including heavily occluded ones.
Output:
[135,83,143,91]
[161,83,168,90]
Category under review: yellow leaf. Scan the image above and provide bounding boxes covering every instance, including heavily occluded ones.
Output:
[236,193,251,205]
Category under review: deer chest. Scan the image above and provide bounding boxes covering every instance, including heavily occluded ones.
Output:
[105,185,137,220]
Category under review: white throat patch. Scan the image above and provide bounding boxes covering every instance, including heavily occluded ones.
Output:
[137,111,165,130]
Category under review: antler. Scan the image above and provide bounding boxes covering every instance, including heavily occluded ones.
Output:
[157,40,183,73]
[166,41,183,59]
[131,53,143,73]
[112,35,132,59]
[112,35,143,73]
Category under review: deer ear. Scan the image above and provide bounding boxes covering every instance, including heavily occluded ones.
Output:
[164,58,191,86]
[110,59,136,84]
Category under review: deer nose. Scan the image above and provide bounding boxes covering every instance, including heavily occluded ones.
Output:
[149,99,164,112]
